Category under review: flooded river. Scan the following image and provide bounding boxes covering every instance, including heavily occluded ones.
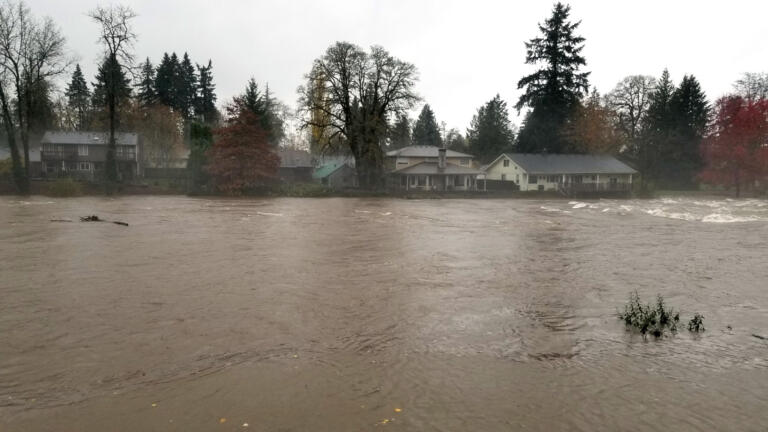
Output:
[1,195,767,431]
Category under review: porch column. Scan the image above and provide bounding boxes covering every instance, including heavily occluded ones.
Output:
[596,174,600,191]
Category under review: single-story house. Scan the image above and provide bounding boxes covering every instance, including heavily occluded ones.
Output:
[313,162,357,189]
[278,147,313,183]
[386,145,483,191]
[484,153,637,193]
[40,131,139,180]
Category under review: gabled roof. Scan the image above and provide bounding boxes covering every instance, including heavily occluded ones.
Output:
[495,153,637,175]
[41,131,138,146]
[278,147,312,168]
[386,145,473,158]
[391,161,482,175]
[313,162,353,179]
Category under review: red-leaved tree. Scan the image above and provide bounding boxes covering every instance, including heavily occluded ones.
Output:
[206,110,280,194]
[699,96,768,196]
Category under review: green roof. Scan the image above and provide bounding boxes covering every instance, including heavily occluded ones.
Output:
[313,163,348,179]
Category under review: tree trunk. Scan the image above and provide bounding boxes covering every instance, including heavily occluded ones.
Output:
[0,85,28,194]
[105,54,118,192]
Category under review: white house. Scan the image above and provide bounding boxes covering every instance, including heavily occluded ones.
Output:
[484,153,637,193]
[386,145,483,191]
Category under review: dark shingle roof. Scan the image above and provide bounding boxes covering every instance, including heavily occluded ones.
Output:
[505,153,637,175]
[386,145,473,158]
[41,131,138,146]
[392,161,482,175]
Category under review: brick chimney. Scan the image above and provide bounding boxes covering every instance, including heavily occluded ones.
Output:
[438,146,446,170]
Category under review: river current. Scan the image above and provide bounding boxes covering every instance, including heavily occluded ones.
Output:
[1,195,767,431]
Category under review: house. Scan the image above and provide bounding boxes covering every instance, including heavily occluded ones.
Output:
[40,131,139,180]
[313,162,357,188]
[278,147,313,183]
[386,145,483,191]
[484,153,637,194]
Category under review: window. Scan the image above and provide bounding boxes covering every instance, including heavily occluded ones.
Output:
[396,158,409,165]
[78,162,91,171]
[501,174,507,181]
[516,174,520,184]
[454,175,462,186]
[460,158,469,166]
[78,145,88,156]
[546,175,558,183]
[417,176,426,187]
[400,176,407,186]
[503,159,509,167]
[573,175,583,184]
[528,175,538,184]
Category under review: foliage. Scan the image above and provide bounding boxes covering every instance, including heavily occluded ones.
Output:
[232,78,284,145]
[467,94,516,163]
[516,2,590,153]
[412,104,442,147]
[298,41,419,188]
[563,89,623,154]
[48,177,83,197]
[608,75,656,148]
[733,72,768,101]
[187,121,213,194]
[177,52,198,119]
[91,55,132,109]
[618,292,679,338]
[66,64,92,130]
[206,110,279,194]
[688,313,705,332]
[445,128,467,152]
[699,96,768,196]
[388,113,412,150]
[664,75,710,188]
[195,60,218,123]
[155,52,179,109]
[136,57,157,108]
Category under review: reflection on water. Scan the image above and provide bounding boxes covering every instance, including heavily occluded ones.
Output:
[1,196,767,431]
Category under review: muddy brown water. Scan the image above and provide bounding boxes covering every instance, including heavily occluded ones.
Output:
[1,196,767,431]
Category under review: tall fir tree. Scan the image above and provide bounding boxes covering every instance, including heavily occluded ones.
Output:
[411,104,442,147]
[516,2,590,153]
[389,113,412,149]
[232,78,284,145]
[640,69,675,191]
[155,52,178,109]
[467,94,516,163]
[65,64,91,130]
[91,55,132,110]
[666,75,709,188]
[178,52,198,119]
[136,57,157,108]
[195,60,217,123]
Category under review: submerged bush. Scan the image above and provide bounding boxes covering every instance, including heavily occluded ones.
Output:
[618,291,679,338]
[618,292,704,338]
[48,178,82,197]
[688,313,705,332]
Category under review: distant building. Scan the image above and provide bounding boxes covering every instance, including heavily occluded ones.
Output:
[278,147,313,183]
[484,153,637,194]
[386,145,483,191]
[40,131,139,180]
[313,162,357,189]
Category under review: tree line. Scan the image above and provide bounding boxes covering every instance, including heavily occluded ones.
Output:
[2,1,767,195]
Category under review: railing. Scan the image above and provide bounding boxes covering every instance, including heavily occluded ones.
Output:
[41,150,78,160]
[558,182,632,196]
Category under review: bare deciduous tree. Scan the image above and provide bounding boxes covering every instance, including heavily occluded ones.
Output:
[88,4,136,187]
[0,0,68,193]
[733,72,768,101]
[607,75,656,146]
[298,42,419,188]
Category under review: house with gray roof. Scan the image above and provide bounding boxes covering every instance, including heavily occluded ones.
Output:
[40,131,139,180]
[484,153,637,193]
[386,145,483,191]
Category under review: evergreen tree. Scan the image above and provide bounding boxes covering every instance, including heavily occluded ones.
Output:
[467,94,516,163]
[666,75,709,188]
[232,78,284,145]
[445,128,467,151]
[155,52,179,108]
[136,57,157,108]
[412,104,442,147]
[516,2,590,153]
[640,69,675,191]
[27,79,56,135]
[92,55,131,110]
[195,60,218,123]
[65,64,91,130]
[187,121,213,194]
[388,113,412,149]
[178,52,198,118]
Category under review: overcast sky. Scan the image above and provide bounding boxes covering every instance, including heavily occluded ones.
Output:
[29,0,768,131]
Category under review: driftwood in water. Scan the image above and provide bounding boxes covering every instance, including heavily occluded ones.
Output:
[79,215,129,226]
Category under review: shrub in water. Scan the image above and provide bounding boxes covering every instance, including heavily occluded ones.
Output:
[688,313,705,332]
[618,291,679,338]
